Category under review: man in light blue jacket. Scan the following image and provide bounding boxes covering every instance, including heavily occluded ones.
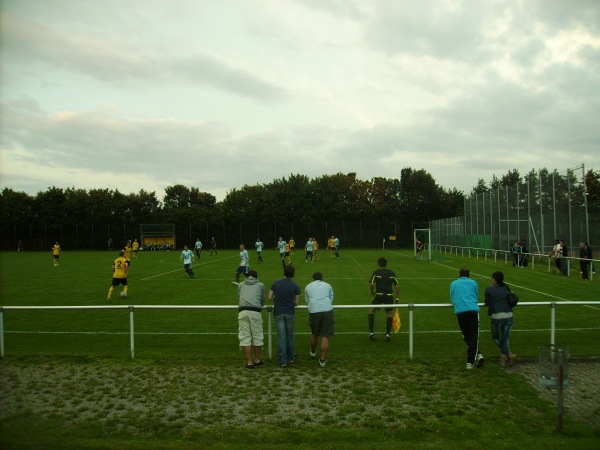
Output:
[450,268,484,369]
[305,272,334,367]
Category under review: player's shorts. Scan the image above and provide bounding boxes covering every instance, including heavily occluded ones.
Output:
[126,259,131,267]
[279,252,285,259]
[236,265,248,275]
[133,250,138,254]
[184,263,192,270]
[328,246,335,251]
[285,252,290,257]
[112,277,128,287]
[309,310,334,337]
[238,310,264,347]
[371,293,394,312]
[53,255,60,259]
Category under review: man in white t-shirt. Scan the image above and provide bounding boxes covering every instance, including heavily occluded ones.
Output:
[233,244,250,284]
[180,245,195,278]
[255,238,264,263]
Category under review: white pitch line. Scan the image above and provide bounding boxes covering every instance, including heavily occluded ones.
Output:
[141,255,237,280]
[350,256,362,268]
[6,327,600,336]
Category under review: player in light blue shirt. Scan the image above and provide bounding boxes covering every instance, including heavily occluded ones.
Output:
[180,245,195,278]
[334,237,340,259]
[277,237,287,270]
[305,238,315,263]
[234,244,250,284]
[194,238,203,258]
[255,238,264,263]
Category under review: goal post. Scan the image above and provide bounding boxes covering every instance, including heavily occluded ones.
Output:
[413,228,432,261]
[140,224,176,250]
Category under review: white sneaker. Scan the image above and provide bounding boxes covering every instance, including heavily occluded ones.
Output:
[310,350,317,359]
[319,359,326,367]
[466,363,475,369]
[476,353,484,367]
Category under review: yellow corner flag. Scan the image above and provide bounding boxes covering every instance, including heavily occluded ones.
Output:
[392,308,401,333]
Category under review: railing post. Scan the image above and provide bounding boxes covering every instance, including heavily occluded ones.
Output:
[129,305,135,360]
[0,307,4,358]
[267,306,273,361]
[550,302,556,346]
[409,304,414,361]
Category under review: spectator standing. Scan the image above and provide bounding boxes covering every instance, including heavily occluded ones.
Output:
[559,240,569,276]
[552,239,562,272]
[237,269,266,369]
[210,237,217,256]
[484,271,516,368]
[450,268,484,369]
[520,240,529,268]
[305,272,334,367]
[17,240,24,252]
[580,242,593,280]
[269,265,300,367]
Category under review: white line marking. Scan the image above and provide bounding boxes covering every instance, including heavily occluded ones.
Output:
[141,255,237,280]
[350,256,362,268]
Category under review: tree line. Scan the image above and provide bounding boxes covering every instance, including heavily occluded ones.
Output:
[1,167,597,249]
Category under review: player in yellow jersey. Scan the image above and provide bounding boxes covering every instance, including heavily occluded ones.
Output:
[289,238,296,255]
[132,239,140,258]
[328,236,335,258]
[108,250,129,300]
[285,242,292,264]
[313,238,320,261]
[124,241,133,267]
[52,242,61,266]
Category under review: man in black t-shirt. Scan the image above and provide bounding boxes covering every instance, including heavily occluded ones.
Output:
[368,257,400,342]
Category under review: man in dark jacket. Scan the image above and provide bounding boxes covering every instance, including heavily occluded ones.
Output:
[484,271,516,367]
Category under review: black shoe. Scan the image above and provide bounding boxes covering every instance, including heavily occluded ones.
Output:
[253,360,265,367]
[244,364,254,369]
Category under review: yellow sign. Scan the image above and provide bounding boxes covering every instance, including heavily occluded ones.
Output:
[389,236,396,241]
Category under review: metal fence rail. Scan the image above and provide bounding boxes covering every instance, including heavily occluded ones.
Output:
[432,243,599,280]
[2,302,599,361]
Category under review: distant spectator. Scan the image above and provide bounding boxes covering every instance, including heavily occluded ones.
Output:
[559,240,569,276]
[579,242,593,280]
[484,271,516,368]
[511,242,521,267]
[450,268,484,369]
[552,239,562,271]
[520,240,528,268]
[17,240,24,252]
[237,270,265,369]
[305,272,334,368]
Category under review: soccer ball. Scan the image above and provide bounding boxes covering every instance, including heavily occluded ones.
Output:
[120,291,128,298]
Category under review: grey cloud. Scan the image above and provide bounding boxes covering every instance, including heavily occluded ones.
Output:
[2,14,288,101]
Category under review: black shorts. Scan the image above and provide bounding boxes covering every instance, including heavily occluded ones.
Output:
[285,252,290,257]
[112,277,128,287]
[309,310,334,337]
[53,255,60,259]
[371,293,394,312]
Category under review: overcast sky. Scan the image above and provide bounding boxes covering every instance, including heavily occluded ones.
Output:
[1,0,599,201]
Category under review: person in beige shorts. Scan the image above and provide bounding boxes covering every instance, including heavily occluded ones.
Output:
[237,269,266,369]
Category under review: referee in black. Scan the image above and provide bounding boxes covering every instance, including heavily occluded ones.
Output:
[368,257,400,341]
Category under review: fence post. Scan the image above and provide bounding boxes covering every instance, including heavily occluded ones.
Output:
[0,307,4,358]
[129,306,135,360]
[550,302,556,346]
[267,306,273,361]
[409,304,414,361]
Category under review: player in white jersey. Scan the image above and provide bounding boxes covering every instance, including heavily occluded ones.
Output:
[194,238,203,258]
[305,238,315,263]
[255,238,264,263]
[180,245,196,278]
[276,237,287,270]
[233,244,250,284]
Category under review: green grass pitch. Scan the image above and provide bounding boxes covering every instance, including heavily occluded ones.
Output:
[1,249,599,449]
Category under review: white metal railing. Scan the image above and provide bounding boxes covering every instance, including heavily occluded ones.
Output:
[1,302,599,360]
[432,244,598,280]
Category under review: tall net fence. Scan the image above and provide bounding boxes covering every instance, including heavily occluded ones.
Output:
[431,165,597,256]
